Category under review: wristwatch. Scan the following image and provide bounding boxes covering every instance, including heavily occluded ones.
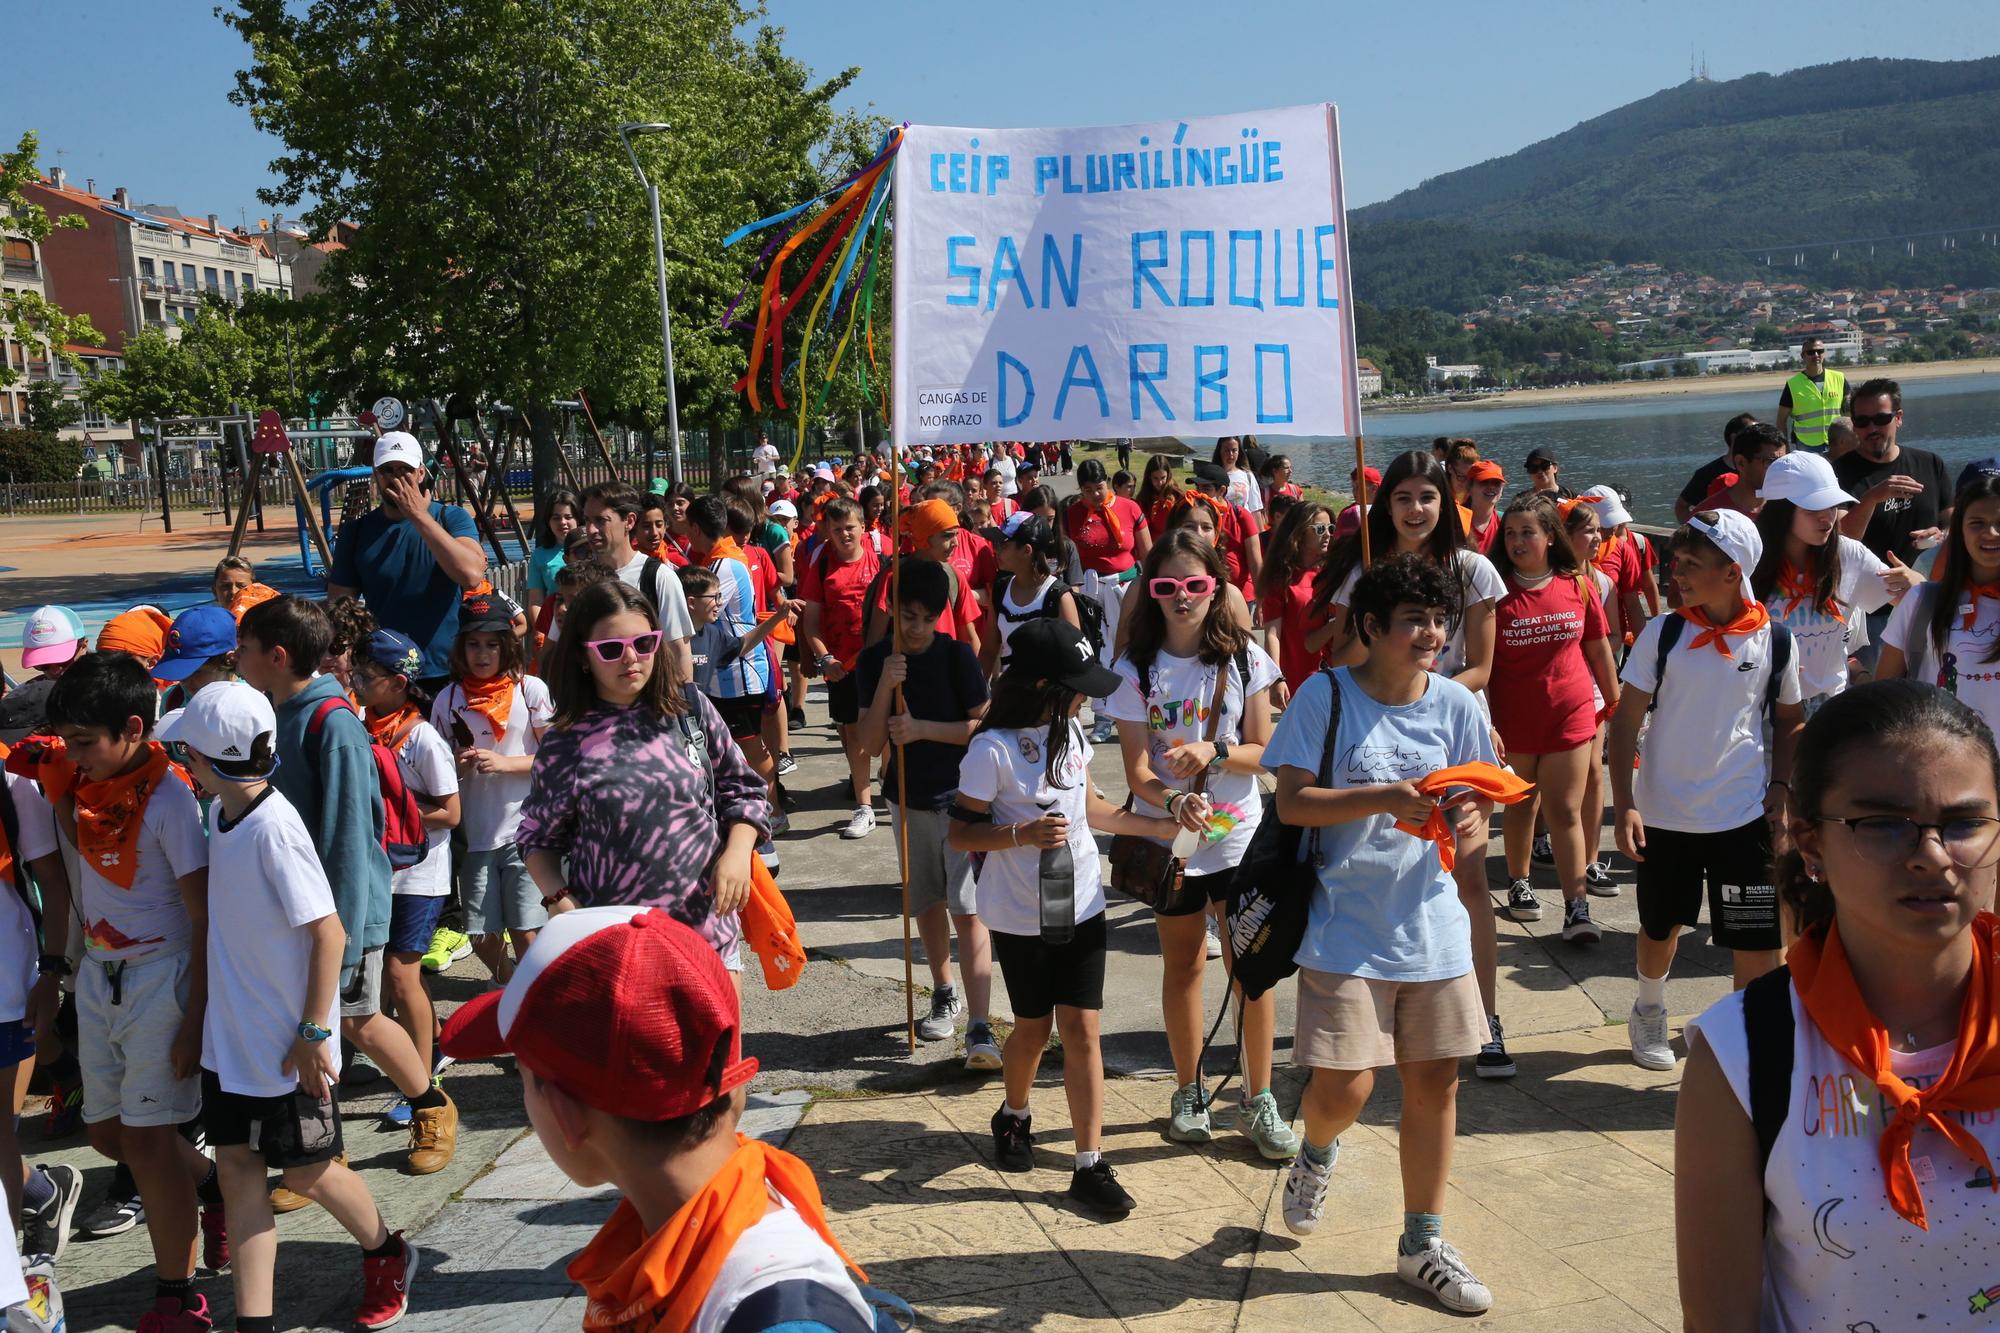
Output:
[36,954,71,978]
[297,1021,333,1043]
[1207,739,1231,772]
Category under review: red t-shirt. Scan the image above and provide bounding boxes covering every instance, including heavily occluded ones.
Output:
[1466,511,1500,556]
[947,527,998,601]
[1698,478,1759,516]
[798,543,880,667]
[1220,503,1259,602]
[1065,496,1146,575]
[1271,572,1331,695]
[744,544,779,614]
[1144,496,1178,539]
[870,558,983,643]
[1487,573,1609,755]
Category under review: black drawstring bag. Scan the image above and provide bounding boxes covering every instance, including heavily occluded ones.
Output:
[1226,667,1340,1002]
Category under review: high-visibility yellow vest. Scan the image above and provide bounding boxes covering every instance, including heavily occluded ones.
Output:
[1784,368,1846,450]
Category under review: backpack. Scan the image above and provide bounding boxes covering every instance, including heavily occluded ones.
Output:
[305,698,430,870]
[1646,613,1794,722]
[1743,964,1796,1183]
[991,570,1106,661]
[719,1276,917,1333]
[638,555,670,626]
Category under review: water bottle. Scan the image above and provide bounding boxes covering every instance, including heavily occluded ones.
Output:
[1037,802,1075,945]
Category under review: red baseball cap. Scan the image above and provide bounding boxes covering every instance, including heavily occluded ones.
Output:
[440,907,757,1119]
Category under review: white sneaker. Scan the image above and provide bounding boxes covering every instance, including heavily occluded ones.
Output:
[1397,1237,1493,1314]
[1203,919,1223,959]
[1280,1146,1335,1235]
[1629,1003,1676,1071]
[840,806,877,839]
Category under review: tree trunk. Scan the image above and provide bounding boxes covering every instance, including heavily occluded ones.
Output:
[528,402,560,502]
[707,423,727,487]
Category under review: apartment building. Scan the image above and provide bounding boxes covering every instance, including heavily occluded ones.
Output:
[0,226,48,428]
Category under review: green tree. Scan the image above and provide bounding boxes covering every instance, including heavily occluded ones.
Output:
[223,0,868,492]
[0,428,83,484]
[1,131,102,389]
[24,378,81,433]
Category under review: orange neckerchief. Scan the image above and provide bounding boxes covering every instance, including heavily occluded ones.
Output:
[706,534,750,569]
[1593,529,1624,570]
[744,855,806,990]
[0,742,16,891]
[459,674,515,742]
[650,540,689,569]
[364,704,422,752]
[569,1137,864,1333]
[72,743,183,891]
[1080,496,1125,549]
[1777,562,1844,623]
[1392,762,1534,872]
[1788,913,2000,1230]
[1676,600,1771,658]
[1963,582,2000,630]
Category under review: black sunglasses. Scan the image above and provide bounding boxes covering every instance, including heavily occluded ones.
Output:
[1852,411,1897,428]
[1802,348,1825,356]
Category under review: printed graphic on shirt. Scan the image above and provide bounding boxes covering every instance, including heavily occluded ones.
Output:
[1342,743,1427,783]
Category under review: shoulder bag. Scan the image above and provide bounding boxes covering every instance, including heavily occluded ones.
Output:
[1108,657,1232,913]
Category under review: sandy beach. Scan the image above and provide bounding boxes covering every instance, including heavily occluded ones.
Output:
[1395,356,2000,412]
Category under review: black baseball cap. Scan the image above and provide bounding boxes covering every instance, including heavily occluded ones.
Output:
[1191,460,1229,489]
[1004,619,1121,697]
[1525,447,1559,470]
[459,593,514,636]
[0,677,55,745]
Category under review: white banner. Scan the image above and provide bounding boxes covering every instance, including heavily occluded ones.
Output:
[891,103,1359,447]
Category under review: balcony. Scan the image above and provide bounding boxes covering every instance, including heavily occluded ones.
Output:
[219,242,252,261]
[134,228,174,249]
[2,257,39,280]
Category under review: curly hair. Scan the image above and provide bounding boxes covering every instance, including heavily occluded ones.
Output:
[1347,553,1457,646]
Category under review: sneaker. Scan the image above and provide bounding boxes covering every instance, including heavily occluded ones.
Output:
[1475,1014,1517,1080]
[1562,897,1601,944]
[990,1109,1034,1173]
[40,1077,81,1140]
[1281,1147,1335,1235]
[776,751,799,777]
[1397,1236,1493,1314]
[1203,919,1223,959]
[1166,1081,1212,1143]
[1584,861,1620,896]
[13,1253,63,1333]
[964,1022,1003,1072]
[788,706,806,731]
[134,1293,211,1332]
[771,807,791,836]
[342,1050,384,1088]
[383,1097,413,1127]
[839,806,876,839]
[1067,1160,1135,1217]
[270,1184,314,1215]
[1240,1090,1301,1161]
[407,1092,459,1175]
[75,1189,144,1238]
[432,1047,454,1078]
[1088,717,1117,745]
[1505,878,1541,921]
[355,1233,419,1330]
[757,837,781,874]
[19,1163,82,1261]
[199,1200,229,1274]
[1531,832,1553,864]
[917,984,963,1042]
[1629,1003,1677,1071]
[420,926,471,974]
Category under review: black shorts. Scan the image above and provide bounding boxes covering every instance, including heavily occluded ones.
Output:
[991,912,1107,1019]
[201,1070,346,1169]
[1634,818,1780,951]
[709,695,765,743]
[1155,868,1234,918]
[828,676,861,726]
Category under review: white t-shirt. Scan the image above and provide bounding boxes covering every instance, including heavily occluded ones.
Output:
[751,442,781,478]
[1102,643,1280,877]
[388,721,457,897]
[956,720,1103,937]
[993,574,1064,669]
[431,676,553,851]
[1883,583,2000,736]
[1224,467,1263,517]
[692,1196,874,1333]
[203,789,342,1097]
[74,773,207,963]
[1621,613,1804,834]
[993,453,1019,497]
[1334,548,1504,682]
[1762,537,1891,700]
[615,550,695,642]
[1687,987,2000,1332]
[0,773,58,1024]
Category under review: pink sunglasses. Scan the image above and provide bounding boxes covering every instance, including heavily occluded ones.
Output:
[582,631,662,663]
[1150,575,1218,599]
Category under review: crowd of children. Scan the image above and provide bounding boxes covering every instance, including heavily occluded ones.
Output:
[5,404,2000,1327]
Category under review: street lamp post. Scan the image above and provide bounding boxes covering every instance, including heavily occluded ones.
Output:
[618,122,684,487]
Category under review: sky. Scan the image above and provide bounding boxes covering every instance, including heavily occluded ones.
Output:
[4,0,1996,225]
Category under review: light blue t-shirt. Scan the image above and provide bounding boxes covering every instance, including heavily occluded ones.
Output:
[1260,667,1494,983]
[526,542,566,595]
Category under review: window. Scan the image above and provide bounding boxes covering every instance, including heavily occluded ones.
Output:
[181,264,196,288]
[139,257,155,280]
[203,266,219,292]
[242,273,255,295]
[224,271,237,300]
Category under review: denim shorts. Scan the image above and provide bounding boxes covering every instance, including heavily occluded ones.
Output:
[463,844,548,936]
[387,894,448,956]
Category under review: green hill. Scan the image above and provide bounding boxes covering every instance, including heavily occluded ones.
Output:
[1352,56,2000,310]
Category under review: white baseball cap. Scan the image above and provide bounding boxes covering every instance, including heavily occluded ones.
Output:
[372,430,425,471]
[1581,484,1633,530]
[1687,508,1762,602]
[20,605,86,670]
[768,499,798,520]
[1757,452,1856,512]
[155,681,277,778]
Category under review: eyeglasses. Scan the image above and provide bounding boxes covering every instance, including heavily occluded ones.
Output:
[582,631,662,663]
[1306,522,1332,535]
[1150,575,1218,599]
[1817,814,2000,869]
[1802,348,1825,357]
[1853,411,1897,428]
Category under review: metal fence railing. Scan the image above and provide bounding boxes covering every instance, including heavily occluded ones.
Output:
[2,473,300,517]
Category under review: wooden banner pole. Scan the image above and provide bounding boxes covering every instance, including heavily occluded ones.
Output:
[887,448,917,1053]
[1354,432,1372,568]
